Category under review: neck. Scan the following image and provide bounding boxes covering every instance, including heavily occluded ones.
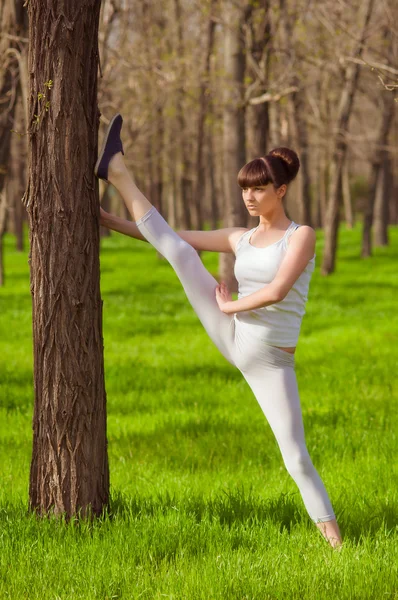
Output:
[258,209,291,231]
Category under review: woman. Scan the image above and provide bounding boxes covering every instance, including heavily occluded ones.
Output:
[96,114,343,548]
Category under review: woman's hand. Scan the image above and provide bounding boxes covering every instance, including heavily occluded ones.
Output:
[215,282,234,313]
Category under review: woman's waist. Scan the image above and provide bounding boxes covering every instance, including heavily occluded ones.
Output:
[234,312,301,346]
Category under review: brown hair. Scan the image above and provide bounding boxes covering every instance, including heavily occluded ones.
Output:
[237,147,300,189]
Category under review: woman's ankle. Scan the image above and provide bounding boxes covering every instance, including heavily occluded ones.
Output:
[108,152,127,184]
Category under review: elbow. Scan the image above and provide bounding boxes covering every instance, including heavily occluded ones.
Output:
[272,286,287,303]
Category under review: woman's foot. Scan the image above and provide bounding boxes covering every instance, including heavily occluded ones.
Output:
[95,114,125,182]
[316,519,343,549]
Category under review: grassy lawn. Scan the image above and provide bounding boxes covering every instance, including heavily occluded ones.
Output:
[0,223,397,599]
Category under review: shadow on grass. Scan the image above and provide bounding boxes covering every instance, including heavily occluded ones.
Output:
[108,486,304,533]
[1,489,396,549]
[107,487,398,544]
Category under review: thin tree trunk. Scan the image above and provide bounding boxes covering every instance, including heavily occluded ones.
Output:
[174,0,192,230]
[8,95,27,251]
[321,0,374,275]
[362,88,395,257]
[373,156,390,246]
[207,120,218,229]
[26,0,109,518]
[342,160,354,229]
[0,0,27,284]
[193,0,216,229]
[279,0,311,226]
[0,195,6,286]
[362,24,395,256]
[219,2,248,291]
[246,0,271,229]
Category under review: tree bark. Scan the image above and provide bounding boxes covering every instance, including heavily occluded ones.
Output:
[321,0,375,275]
[219,2,248,291]
[26,0,109,518]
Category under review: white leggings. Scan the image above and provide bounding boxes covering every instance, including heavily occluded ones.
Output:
[136,206,336,523]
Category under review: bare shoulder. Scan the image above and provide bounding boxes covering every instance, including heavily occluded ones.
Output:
[289,225,316,245]
[228,227,250,253]
[287,225,316,259]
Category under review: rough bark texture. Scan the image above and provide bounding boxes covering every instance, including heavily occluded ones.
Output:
[219,2,248,291]
[321,0,374,275]
[26,0,109,517]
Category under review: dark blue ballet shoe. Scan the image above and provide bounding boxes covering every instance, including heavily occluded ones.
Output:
[94,113,125,182]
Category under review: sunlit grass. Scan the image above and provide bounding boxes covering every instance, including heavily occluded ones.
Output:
[0,223,397,599]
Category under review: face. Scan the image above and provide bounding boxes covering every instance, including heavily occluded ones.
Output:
[241,182,286,216]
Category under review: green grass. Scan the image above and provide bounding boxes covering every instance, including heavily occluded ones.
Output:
[0,223,397,599]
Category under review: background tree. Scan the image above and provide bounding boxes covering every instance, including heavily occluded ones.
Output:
[26,0,109,517]
[219,1,250,291]
[3,0,397,284]
[0,0,27,284]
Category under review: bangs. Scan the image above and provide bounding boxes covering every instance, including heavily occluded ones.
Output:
[237,158,272,188]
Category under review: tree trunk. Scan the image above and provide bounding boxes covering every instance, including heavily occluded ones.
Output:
[7,95,27,251]
[321,0,374,275]
[373,156,390,246]
[193,0,216,229]
[219,2,248,291]
[278,0,311,226]
[362,89,395,257]
[207,120,218,229]
[342,159,354,229]
[246,0,271,229]
[362,25,395,257]
[0,195,6,286]
[173,0,192,230]
[0,0,27,284]
[26,0,109,518]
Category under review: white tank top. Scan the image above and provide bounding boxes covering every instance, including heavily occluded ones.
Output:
[233,221,315,347]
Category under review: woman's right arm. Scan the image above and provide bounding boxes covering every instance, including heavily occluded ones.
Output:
[100,209,248,254]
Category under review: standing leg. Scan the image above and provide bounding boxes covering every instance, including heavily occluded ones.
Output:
[235,330,342,547]
[107,153,236,365]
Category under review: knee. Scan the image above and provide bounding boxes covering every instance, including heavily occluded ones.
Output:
[165,237,198,266]
[283,448,314,481]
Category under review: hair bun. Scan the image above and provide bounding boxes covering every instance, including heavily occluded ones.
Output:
[267,147,300,183]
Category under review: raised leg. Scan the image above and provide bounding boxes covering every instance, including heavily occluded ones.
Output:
[108,154,236,365]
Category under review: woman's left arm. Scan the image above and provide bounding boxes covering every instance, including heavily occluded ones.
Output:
[216,226,316,314]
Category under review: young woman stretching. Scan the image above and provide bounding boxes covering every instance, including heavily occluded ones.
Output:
[95,114,343,548]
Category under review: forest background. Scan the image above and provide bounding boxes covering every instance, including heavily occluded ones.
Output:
[0,0,397,598]
[1,0,397,279]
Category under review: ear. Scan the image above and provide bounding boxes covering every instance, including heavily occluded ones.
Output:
[278,184,287,198]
